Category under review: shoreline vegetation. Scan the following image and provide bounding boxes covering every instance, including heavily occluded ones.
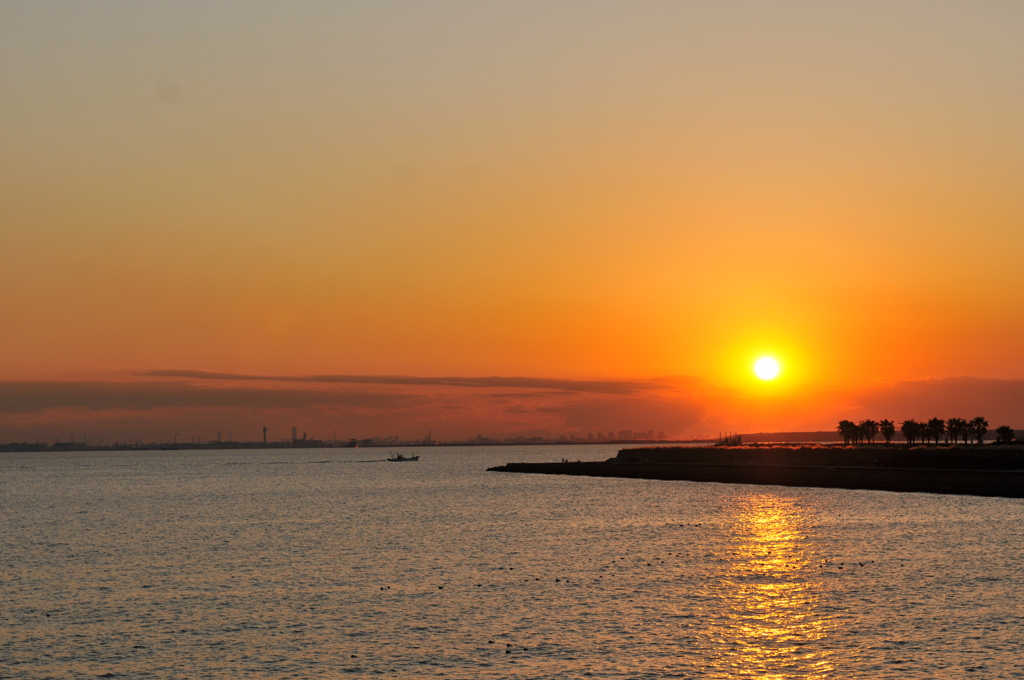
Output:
[837,416,1015,445]
[488,444,1024,499]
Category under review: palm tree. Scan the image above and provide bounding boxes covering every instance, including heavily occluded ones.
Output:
[880,419,896,445]
[971,417,989,444]
[926,418,945,445]
[860,419,879,444]
[837,420,857,445]
[900,419,920,445]
[946,418,966,444]
[995,425,1015,444]
[922,421,934,444]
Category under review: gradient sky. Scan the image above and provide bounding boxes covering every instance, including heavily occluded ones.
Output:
[3,2,1024,441]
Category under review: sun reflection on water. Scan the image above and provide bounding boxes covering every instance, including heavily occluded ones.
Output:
[701,493,839,678]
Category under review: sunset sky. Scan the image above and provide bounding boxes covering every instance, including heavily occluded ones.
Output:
[3,2,1024,442]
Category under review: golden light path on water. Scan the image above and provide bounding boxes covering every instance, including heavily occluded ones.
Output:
[701,494,838,678]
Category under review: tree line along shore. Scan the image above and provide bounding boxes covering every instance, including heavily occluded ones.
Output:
[835,417,1015,445]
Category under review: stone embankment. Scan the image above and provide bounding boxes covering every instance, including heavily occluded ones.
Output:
[487,445,1024,498]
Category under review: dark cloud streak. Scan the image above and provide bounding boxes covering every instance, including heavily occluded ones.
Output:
[0,381,426,413]
[141,370,655,395]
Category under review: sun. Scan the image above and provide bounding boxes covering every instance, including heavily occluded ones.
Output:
[754,357,780,380]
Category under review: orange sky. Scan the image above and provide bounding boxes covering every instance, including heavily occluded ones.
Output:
[2,3,1024,441]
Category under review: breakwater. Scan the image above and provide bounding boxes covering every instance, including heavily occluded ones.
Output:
[488,445,1024,498]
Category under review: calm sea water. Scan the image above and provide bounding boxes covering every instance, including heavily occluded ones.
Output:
[2,445,1023,679]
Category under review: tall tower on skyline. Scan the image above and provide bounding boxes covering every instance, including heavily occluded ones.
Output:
[263,426,267,444]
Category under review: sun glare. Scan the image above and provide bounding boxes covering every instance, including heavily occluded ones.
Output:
[754,357,780,380]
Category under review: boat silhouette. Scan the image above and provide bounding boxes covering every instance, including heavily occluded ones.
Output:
[386,451,419,462]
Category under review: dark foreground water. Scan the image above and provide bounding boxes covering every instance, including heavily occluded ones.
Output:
[2,445,1023,679]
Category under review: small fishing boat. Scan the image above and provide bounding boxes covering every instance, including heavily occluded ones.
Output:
[386,451,420,462]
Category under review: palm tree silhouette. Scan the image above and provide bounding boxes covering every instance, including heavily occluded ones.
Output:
[900,419,921,445]
[837,420,857,445]
[946,418,965,444]
[880,419,896,445]
[926,418,945,445]
[860,419,879,444]
[971,417,989,444]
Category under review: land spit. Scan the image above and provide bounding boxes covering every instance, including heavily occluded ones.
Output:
[487,445,1024,498]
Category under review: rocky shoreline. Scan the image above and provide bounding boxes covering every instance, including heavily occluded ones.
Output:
[487,445,1024,498]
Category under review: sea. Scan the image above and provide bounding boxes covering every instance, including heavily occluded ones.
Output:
[2,444,1023,679]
